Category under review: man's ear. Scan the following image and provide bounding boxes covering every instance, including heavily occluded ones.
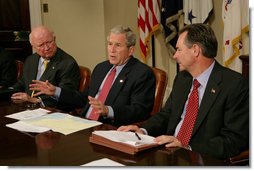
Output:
[128,46,135,56]
[192,44,201,57]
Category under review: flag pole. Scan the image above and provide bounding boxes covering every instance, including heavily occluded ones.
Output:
[151,35,155,67]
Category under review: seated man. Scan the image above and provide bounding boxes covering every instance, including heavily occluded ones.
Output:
[118,23,249,159]
[30,25,156,127]
[0,46,17,88]
[11,26,80,110]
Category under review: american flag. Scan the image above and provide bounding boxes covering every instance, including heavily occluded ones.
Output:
[138,0,160,61]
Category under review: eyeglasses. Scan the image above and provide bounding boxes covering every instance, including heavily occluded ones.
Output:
[35,40,55,49]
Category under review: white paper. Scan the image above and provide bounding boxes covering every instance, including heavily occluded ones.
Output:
[82,158,124,166]
[92,130,156,147]
[6,121,51,133]
[23,112,102,135]
[5,108,50,120]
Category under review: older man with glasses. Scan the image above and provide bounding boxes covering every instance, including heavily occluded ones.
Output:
[11,26,80,111]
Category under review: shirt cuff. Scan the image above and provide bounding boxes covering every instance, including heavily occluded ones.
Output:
[185,145,192,151]
[140,128,148,135]
[54,87,61,100]
[38,97,45,107]
[106,106,114,118]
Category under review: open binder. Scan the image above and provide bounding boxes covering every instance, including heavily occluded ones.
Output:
[89,130,160,155]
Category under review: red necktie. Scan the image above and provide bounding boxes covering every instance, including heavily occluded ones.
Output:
[177,79,200,146]
[88,67,116,120]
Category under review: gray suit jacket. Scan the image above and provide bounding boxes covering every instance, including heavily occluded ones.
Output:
[142,61,249,159]
[12,48,80,108]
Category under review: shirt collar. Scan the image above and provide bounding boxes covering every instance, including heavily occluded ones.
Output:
[195,61,215,88]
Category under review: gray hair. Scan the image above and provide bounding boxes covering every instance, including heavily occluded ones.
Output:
[108,25,136,47]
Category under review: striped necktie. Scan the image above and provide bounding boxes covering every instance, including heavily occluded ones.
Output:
[43,59,49,72]
[88,66,116,120]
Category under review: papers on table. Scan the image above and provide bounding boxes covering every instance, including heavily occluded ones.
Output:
[5,108,50,120]
[92,130,155,146]
[6,121,51,133]
[6,112,102,135]
[89,130,159,154]
[82,158,125,166]
[24,112,102,135]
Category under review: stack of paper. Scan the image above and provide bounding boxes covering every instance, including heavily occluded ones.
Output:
[6,121,51,133]
[5,108,50,120]
[6,112,102,135]
[89,130,159,154]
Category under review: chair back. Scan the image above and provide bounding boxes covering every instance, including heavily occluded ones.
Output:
[133,67,167,126]
[15,60,23,80]
[79,65,91,92]
[150,67,168,115]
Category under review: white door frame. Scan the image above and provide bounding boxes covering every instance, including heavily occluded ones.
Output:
[29,0,42,29]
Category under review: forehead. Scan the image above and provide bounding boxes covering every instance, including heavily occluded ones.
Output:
[108,33,126,42]
[179,32,187,42]
[33,30,53,43]
[176,32,187,46]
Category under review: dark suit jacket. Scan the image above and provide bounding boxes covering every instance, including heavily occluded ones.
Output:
[0,47,17,87]
[12,48,80,109]
[59,57,156,127]
[142,61,249,159]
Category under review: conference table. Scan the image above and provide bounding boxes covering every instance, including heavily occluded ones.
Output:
[0,99,227,166]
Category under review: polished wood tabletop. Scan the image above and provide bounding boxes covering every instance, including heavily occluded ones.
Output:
[0,99,226,166]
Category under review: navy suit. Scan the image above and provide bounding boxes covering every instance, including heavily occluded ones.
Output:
[12,48,80,109]
[142,61,249,159]
[59,57,156,127]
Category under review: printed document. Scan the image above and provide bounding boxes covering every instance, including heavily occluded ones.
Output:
[5,108,50,120]
[92,130,155,146]
[22,112,101,135]
[6,121,50,133]
[6,112,102,135]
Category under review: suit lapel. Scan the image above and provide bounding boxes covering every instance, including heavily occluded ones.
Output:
[105,57,135,104]
[30,55,40,80]
[40,60,56,80]
[192,62,222,135]
[40,49,61,80]
[175,76,193,120]
[90,64,113,96]
[165,72,193,134]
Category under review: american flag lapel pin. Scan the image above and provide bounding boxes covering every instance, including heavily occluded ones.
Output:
[211,88,216,94]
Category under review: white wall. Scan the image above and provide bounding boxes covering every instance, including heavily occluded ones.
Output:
[41,0,106,70]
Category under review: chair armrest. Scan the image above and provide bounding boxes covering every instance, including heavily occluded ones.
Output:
[226,149,249,166]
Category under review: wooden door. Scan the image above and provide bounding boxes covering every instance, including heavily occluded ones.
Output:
[0,0,32,62]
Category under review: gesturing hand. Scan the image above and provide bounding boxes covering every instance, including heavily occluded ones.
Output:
[29,80,56,96]
[88,96,109,117]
